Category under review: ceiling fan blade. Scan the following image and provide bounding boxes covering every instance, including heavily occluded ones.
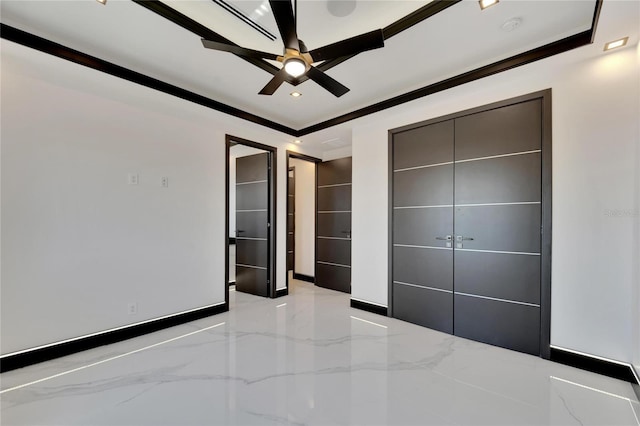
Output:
[259,68,289,95]
[202,39,280,61]
[306,66,349,97]
[269,0,300,51]
[308,29,385,63]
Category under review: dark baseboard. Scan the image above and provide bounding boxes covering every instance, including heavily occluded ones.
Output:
[228,281,236,286]
[229,237,236,245]
[292,273,314,283]
[633,381,640,401]
[632,366,640,401]
[275,288,288,298]
[350,299,388,316]
[550,347,638,384]
[0,303,228,373]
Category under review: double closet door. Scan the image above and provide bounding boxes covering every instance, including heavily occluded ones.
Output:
[391,98,545,356]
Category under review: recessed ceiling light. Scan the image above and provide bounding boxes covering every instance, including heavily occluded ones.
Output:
[294,140,302,144]
[479,0,498,10]
[290,91,302,98]
[96,0,107,4]
[603,37,628,51]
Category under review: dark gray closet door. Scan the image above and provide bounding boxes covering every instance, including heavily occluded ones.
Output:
[287,168,295,271]
[316,157,352,293]
[236,153,269,297]
[453,99,542,355]
[392,121,454,333]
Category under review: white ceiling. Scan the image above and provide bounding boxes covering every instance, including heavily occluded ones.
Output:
[0,0,604,131]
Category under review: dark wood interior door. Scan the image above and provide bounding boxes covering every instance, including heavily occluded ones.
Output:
[453,99,542,355]
[391,97,545,356]
[392,121,454,333]
[236,152,270,297]
[316,157,352,293]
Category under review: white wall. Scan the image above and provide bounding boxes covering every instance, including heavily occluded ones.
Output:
[290,158,315,276]
[0,46,225,355]
[0,39,320,354]
[350,32,639,364]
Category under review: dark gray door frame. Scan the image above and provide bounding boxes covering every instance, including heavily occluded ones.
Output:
[387,89,552,359]
[284,150,322,295]
[226,135,277,300]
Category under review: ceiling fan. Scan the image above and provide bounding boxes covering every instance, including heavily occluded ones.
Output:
[201,0,385,97]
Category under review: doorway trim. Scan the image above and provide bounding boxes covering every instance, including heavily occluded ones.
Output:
[387,89,552,359]
[226,134,277,300]
[284,150,322,295]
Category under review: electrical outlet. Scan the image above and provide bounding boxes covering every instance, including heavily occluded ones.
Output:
[127,302,138,315]
[128,173,139,185]
[161,177,169,187]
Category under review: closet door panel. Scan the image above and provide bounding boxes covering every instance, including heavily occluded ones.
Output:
[454,294,540,356]
[393,165,453,207]
[393,283,453,333]
[393,121,454,170]
[393,246,453,291]
[454,99,541,160]
[392,120,454,333]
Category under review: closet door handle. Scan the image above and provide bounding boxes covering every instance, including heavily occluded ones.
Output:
[435,235,452,241]
[455,235,473,248]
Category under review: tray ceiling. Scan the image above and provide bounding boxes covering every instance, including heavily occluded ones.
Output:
[1,0,599,132]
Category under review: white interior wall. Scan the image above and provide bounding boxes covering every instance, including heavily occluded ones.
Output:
[290,158,315,277]
[0,51,225,355]
[350,34,639,364]
[0,39,321,354]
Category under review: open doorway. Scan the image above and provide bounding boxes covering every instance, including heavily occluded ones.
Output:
[226,135,276,298]
[286,151,321,293]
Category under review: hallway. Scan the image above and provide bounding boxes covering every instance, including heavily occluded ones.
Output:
[1,280,638,425]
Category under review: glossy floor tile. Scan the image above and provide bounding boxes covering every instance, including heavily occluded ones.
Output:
[1,280,639,425]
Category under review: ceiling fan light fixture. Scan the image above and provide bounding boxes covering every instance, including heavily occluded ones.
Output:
[479,0,498,10]
[284,58,306,78]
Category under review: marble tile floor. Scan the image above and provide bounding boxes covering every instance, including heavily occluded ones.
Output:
[1,279,639,426]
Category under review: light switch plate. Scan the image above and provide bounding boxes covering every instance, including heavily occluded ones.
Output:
[128,173,139,185]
